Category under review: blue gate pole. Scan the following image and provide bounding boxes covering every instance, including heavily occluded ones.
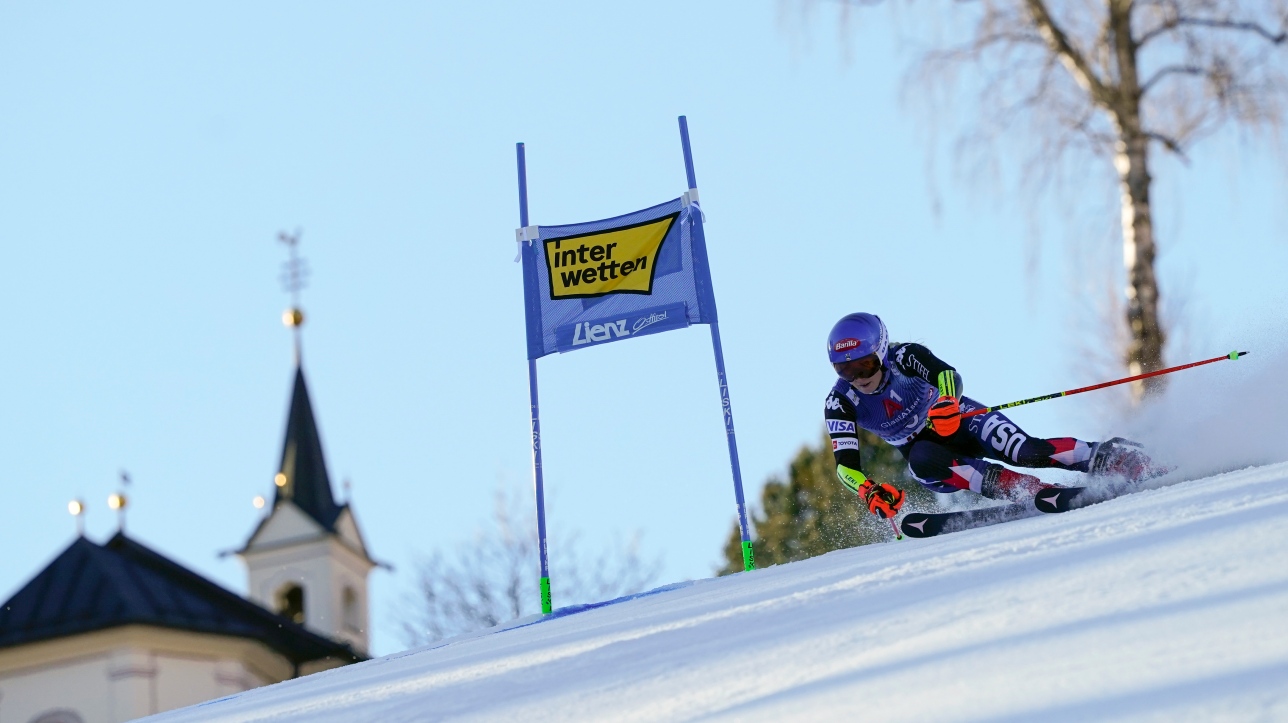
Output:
[517,143,553,612]
[677,116,755,572]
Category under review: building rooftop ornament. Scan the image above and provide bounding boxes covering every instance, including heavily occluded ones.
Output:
[102,468,131,532]
[67,499,85,536]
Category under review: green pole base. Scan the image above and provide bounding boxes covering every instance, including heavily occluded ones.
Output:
[540,576,552,614]
[741,540,756,571]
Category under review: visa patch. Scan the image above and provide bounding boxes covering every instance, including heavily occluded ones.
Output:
[826,419,856,434]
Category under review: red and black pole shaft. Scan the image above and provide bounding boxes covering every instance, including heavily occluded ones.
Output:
[961,351,1248,420]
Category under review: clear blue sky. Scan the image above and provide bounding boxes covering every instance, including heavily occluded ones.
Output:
[1,2,1284,656]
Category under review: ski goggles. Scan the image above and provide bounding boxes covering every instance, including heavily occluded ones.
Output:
[834,354,883,382]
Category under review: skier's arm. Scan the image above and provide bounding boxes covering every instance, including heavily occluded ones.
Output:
[892,343,963,399]
[825,389,905,516]
[895,343,966,435]
[825,390,866,493]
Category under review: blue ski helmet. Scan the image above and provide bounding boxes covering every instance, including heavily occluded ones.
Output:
[827,313,888,365]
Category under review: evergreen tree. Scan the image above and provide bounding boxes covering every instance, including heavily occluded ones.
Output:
[718,429,937,575]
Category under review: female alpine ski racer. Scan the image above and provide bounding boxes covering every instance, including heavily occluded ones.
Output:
[824,312,1153,519]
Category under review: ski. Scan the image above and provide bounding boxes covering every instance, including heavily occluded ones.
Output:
[1033,486,1088,513]
[900,503,1036,538]
[1034,478,1166,514]
[901,484,1120,537]
[907,476,1167,538]
[901,443,1175,538]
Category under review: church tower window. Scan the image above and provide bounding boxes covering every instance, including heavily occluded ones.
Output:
[342,586,360,632]
[276,583,305,624]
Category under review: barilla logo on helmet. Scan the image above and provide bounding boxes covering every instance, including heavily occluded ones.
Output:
[833,338,861,353]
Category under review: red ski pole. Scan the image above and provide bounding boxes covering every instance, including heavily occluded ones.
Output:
[961,350,1248,419]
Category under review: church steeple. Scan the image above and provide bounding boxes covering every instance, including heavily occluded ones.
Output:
[275,366,342,530]
[237,230,376,655]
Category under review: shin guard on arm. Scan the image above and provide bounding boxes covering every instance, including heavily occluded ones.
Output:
[836,464,867,494]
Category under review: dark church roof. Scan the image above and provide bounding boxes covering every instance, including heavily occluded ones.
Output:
[0,533,361,666]
[276,366,343,531]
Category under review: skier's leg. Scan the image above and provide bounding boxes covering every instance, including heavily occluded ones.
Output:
[960,397,1095,472]
[902,440,991,494]
[902,439,1056,501]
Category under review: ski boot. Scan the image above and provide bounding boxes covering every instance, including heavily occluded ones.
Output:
[1090,437,1162,483]
[981,465,1059,502]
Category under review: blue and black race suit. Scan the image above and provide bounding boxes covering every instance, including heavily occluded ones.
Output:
[824,343,1096,497]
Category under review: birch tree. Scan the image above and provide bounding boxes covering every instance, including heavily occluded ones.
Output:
[829,0,1286,395]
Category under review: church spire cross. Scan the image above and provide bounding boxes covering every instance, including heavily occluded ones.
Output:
[277,229,309,364]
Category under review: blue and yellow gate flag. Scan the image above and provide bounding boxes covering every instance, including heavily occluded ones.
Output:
[516,195,715,360]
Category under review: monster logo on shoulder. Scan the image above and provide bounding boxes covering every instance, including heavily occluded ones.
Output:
[543,213,679,299]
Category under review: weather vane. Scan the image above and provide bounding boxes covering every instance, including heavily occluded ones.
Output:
[277,229,309,362]
[109,469,130,533]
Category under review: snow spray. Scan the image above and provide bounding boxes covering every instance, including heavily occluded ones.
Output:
[1128,341,1288,480]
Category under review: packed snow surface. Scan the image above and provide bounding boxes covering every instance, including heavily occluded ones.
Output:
[147,462,1288,722]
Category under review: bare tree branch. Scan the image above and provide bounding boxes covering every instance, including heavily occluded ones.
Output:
[1141,64,1206,94]
[399,487,662,647]
[1140,16,1288,46]
[1144,130,1191,158]
[1022,0,1114,103]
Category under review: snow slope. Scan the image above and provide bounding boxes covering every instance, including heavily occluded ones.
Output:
[148,462,1288,722]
